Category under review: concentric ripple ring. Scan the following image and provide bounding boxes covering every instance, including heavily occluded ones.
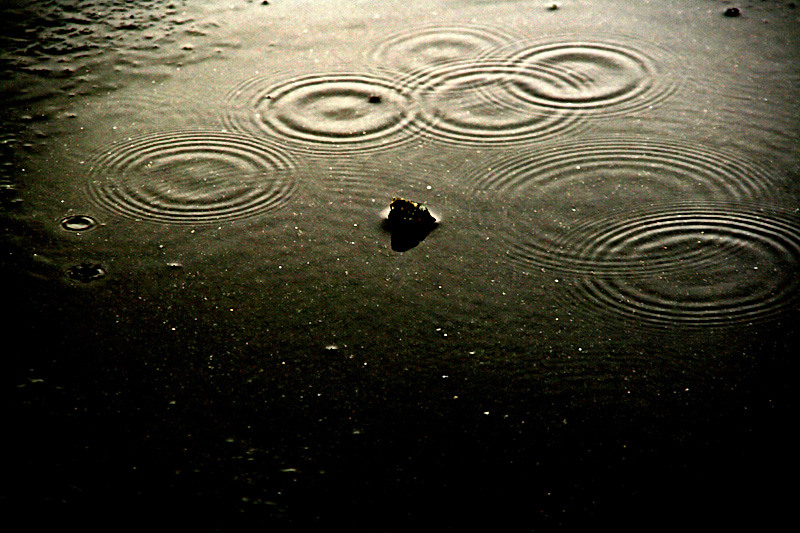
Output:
[570,204,800,328]
[412,59,583,146]
[476,137,786,274]
[371,24,518,72]
[498,35,680,116]
[224,70,424,156]
[86,130,298,224]
[467,136,783,202]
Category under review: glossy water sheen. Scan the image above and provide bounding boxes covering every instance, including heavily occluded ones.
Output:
[4,1,799,531]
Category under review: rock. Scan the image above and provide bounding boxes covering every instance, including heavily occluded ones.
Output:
[387,197,436,229]
[724,7,741,17]
[385,197,438,252]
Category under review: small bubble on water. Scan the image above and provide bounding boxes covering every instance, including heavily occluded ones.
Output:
[66,262,106,282]
[60,214,97,232]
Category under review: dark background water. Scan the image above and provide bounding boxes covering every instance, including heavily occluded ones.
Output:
[3,1,799,530]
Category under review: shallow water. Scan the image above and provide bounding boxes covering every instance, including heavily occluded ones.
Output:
[4,0,799,530]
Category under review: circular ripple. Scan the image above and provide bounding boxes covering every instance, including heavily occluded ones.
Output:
[412,59,583,146]
[371,24,517,72]
[478,137,786,274]
[498,35,679,116]
[86,131,297,224]
[224,70,424,156]
[468,136,783,201]
[571,204,800,328]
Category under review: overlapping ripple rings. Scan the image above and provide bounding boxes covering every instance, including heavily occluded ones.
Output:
[411,59,583,146]
[370,24,517,72]
[570,204,800,329]
[467,137,782,202]
[223,70,424,156]
[496,35,679,116]
[86,130,297,224]
[476,137,785,274]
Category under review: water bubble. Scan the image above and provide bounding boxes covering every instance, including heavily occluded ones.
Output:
[60,214,98,232]
[66,262,106,282]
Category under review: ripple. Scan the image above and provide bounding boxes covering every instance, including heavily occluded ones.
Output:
[223,70,425,156]
[370,24,517,72]
[308,155,452,215]
[497,35,680,116]
[412,59,583,146]
[86,130,297,224]
[81,87,215,129]
[479,137,786,274]
[570,204,800,328]
[467,136,783,201]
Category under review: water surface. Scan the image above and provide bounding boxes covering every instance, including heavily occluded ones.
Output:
[4,0,799,530]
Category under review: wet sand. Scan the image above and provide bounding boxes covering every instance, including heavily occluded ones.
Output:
[3,1,799,530]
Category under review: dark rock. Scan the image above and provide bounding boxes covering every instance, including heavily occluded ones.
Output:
[367,94,382,104]
[724,7,741,17]
[387,197,436,229]
[385,198,437,252]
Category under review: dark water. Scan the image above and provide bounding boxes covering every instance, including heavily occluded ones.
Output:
[4,1,799,530]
